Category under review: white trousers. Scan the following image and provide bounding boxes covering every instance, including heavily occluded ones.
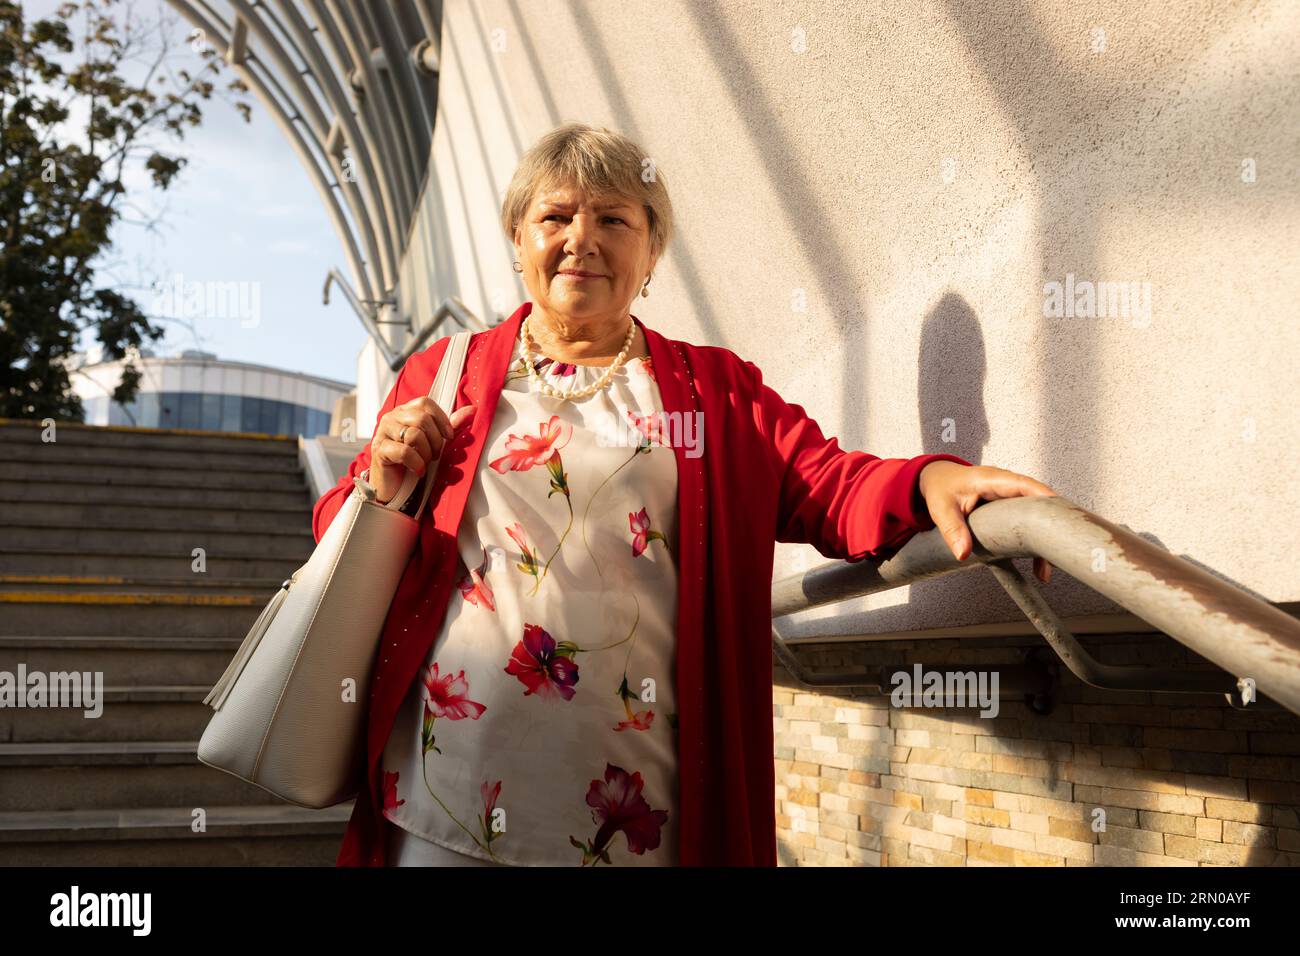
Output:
[385,820,508,867]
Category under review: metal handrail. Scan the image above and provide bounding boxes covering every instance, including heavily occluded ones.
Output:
[772,495,1300,715]
[386,297,494,370]
[322,273,490,371]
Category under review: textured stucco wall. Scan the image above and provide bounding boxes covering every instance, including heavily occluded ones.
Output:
[386,0,1299,635]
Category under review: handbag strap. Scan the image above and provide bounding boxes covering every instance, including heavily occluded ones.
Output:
[383,330,473,518]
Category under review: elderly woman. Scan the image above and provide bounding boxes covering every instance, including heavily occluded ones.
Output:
[312,123,1056,868]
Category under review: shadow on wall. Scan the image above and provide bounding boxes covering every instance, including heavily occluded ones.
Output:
[919,292,990,465]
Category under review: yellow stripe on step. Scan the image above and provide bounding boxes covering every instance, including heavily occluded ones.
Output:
[0,575,128,585]
[0,592,264,606]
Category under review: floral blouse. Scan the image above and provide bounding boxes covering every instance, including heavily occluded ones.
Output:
[381,332,680,866]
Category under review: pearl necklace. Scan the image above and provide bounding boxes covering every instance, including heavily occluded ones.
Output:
[520,314,637,401]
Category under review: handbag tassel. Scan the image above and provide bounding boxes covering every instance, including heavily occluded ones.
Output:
[204,581,291,711]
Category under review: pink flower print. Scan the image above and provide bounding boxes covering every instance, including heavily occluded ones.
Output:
[482,780,501,817]
[480,779,504,848]
[641,356,656,382]
[629,507,668,557]
[489,415,572,505]
[569,763,669,865]
[535,356,578,377]
[505,521,542,588]
[420,663,486,755]
[504,623,579,701]
[421,663,488,720]
[505,522,529,553]
[457,545,496,611]
[614,711,655,732]
[383,770,405,811]
[614,674,654,732]
[489,415,572,474]
[625,409,668,448]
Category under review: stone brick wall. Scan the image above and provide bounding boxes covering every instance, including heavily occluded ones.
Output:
[773,633,1300,866]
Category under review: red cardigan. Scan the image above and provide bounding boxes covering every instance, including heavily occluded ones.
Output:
[312,301,970,866]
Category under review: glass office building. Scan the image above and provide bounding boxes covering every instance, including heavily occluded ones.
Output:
[70,349,352,439]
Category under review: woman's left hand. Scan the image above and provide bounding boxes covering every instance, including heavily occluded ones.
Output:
[917,461,1059,584]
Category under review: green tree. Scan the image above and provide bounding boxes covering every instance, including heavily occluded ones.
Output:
[0,0,251,420]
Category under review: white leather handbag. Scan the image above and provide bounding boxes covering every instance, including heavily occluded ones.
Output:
[197,331,472,809]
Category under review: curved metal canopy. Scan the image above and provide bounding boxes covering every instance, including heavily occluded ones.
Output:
[163,0,443,335]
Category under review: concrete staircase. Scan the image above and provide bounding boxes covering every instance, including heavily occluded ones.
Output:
[0,418,353,865]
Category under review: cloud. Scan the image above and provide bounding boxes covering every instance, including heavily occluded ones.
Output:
[266,239,314,254]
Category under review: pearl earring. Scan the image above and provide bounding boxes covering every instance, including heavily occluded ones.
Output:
[513,261,523,273]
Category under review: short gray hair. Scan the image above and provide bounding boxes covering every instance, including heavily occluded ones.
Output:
[500,123,673,258]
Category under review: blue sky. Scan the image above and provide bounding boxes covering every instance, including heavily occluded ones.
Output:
[27,0,367,386]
